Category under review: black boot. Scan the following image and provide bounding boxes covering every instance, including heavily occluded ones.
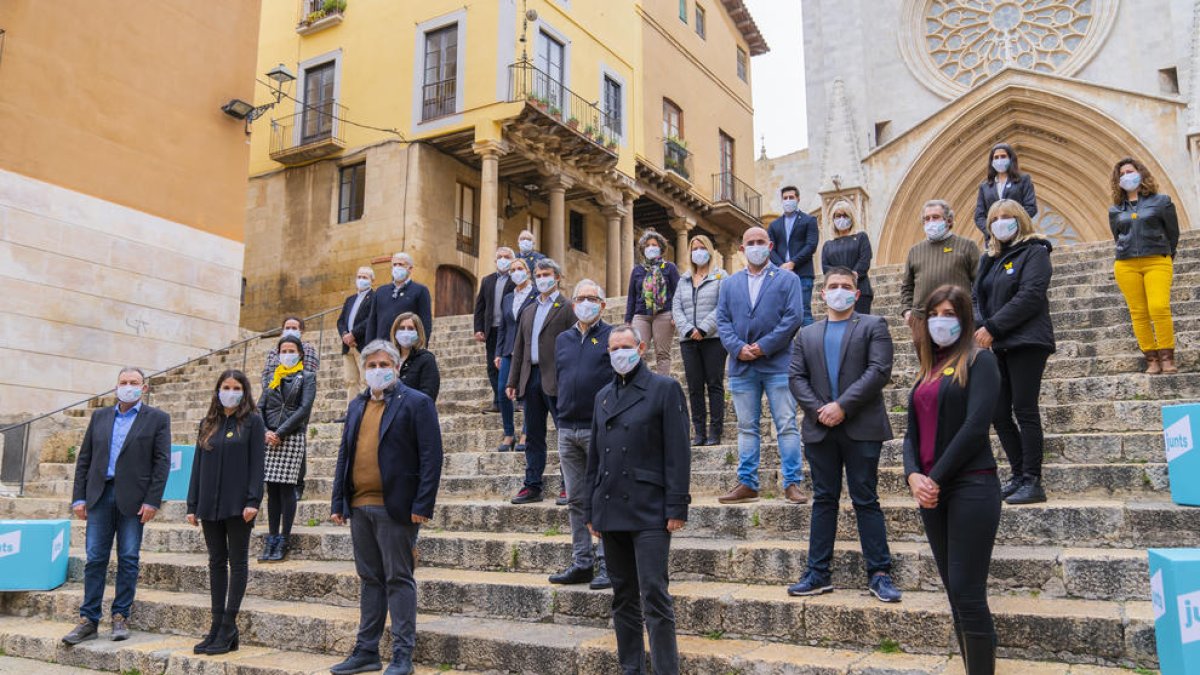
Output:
[257,535,274,562]
[962,632,995,675]
[204,614,239,655]
[268,535,289,562]
[193,610,222,654]
[999,475,1023,500]
[692,424,707,447]
[1005,476,1047,505]
[706,422,723,447]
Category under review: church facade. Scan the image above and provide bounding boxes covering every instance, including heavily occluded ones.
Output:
[757,0,1200,265]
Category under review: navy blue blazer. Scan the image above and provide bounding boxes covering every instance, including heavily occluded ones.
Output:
[331,383,443,522]
[716,263,804,377]
[974,174,1038,238]
[336,289,375,355]
[365,280,433,345]
[495,288,538,358]
[768,211,819,277]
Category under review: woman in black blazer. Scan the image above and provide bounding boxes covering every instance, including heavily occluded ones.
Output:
[391,312,440,401]
[186,369,265,656]
[903,285,1001,674]
[819,199,874,313]
[973,143,1038,241]
[494,258,538,452]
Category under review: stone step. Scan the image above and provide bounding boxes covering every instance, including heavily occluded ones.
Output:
[97,528,1153,602]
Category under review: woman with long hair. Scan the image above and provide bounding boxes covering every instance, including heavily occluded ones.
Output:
[819,200,874,313]
[1109,157,1181,374]
[391,312,441,401]
[973,142,1038,242]
[257,336,316,562]
[903,285,1001,673]
[671,234,727,445]
[186,370,265,656]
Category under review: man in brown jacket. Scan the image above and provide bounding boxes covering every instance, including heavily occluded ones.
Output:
[505,258,574,504]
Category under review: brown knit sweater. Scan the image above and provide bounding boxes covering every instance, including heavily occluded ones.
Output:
[900,233,981,314]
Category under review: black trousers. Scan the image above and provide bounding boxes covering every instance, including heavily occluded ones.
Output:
[201,516,253,618]
[678,338,725,434]
[266,481,297,536]
[919,472,1001,641]
[485,328,500,407]
[855,294,873,314]
[522,365,557,492]
[993,347,1050,479]
[602,529,679,675]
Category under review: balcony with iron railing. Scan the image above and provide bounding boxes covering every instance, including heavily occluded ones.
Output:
[506,61,619,171]
[296,0,346,35]
[709,170,763,229]
[663,138,692,183]
[455,217,479,257]
[270,101,346,165]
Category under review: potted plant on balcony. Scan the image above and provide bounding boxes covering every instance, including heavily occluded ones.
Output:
[582,124,597,140]
[566,116,580,130]
[322,0,347,13]
[532,95,550,112]
[299,9,327,26]
[606,138,618,151]
[548,105,562,121]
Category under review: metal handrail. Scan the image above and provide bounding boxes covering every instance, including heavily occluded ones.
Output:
[508,60,621,146]
[712,171,763,219]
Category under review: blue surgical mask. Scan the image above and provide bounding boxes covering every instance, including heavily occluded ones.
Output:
[924,219,950,241]
[992,158,1011,173]
[365,366,396,391]
[833,216,852,231]
[824,288,857,312]
[744,244,770,266]
[281,328,302,340]
[610,348,641,375]
[395,329,419,348]
[990,217,1019,242]
[535,276,557,294]
[392,266,410,283]
[927,316,962,347]
[518,239,534,254]
[781,198,798,214]
[1119,173,1142,192]
[116,385,143,404]
[510,270,529,285]
[691,249,711,266]
[355,277,372,292]
[279,353,301,368]
[496,258,512,273]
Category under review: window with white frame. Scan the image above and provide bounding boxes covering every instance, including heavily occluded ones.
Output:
[422,23,458,121]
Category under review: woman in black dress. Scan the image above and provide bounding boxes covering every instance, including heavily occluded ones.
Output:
[258,336,316,562]
[186,369,265,655]
[819,199,873,313]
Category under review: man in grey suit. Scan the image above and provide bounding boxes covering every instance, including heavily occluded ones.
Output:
[64,366,171,645]
[586,324,691,675]
[786,267,902,603]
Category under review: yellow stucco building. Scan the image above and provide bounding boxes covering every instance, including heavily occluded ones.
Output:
[241,0,767,329]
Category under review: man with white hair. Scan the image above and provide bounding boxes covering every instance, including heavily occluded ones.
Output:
[473,247,517,413]
[365,252,433,346]
[516,229,545,269]
[337,265,377,405]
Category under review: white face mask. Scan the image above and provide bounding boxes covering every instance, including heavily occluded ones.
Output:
[574,300,601,323]
[610,347,641,375]
[218,389,243,408]
[510,269,529,285]
[833,216,852,232]
[392,266,410,283]
[991,217,1019,242]
[281,328,302,340]
[518,239,534,254]
[824,288,857,312]
[356,277,372,291]
[691,249,711,266]
[279,353,301,368]
[644,246,661,261]
[781,198,798,214]
[927,316,962,347]
[924,219,950,241]
[992,158,1011,173]
[394,329,419,348]
[535,275,557,294]
[365,366,396,391]
[1119,172,1141,192]
[116,385,143,404]
[496,258,512,273]
[744,244,771,267]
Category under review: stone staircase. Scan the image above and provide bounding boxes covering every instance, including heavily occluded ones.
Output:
[3,233,1199,673]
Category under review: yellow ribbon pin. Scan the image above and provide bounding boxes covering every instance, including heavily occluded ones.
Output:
[1004,262,1014,270]
[591,337,598,345]
[1131,213,1138,220]
[942,366,955,377]
[943,247,953,253]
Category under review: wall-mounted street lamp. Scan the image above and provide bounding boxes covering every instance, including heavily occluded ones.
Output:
[221,63,296,133]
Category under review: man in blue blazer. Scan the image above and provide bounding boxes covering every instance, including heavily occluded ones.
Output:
[767,185,819,326]
[716,226,807,505]
[329,340,443,675]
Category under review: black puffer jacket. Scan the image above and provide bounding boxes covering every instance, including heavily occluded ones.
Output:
[1109,193,1179,260]
[258,371,317,438]
[973,238,1056,353]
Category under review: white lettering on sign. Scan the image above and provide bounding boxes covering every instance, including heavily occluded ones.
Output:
[1164,415,1194,463]
[1180,588,1200,645]
[52,530,64,562]
[171,450,183,472]
[0,530,21,558]
[1151,570,1166,621]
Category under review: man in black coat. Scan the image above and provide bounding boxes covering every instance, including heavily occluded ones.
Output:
[767,185,819,326]
[64,367,171,645]
[473,246,516,413]
[365,252,433,345]
[585,324,691,675]
[329,340,443,675]
[787,267,901,603]
[337,265,377,405]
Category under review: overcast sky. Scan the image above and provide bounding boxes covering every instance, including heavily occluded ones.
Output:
[745,0,808,157]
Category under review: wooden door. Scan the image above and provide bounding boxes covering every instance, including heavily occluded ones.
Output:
[435,265,475,317]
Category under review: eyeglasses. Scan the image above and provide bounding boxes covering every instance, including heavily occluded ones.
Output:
[575,295,602,304]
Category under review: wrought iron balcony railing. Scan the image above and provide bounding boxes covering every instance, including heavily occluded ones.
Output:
[269,101,346,164]
[664,139,692,180]
[508,61,621,149]
[712,171,762,219]
[455,217,479,256]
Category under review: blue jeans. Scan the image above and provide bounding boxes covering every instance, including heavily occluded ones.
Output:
[729,371,803,491]
[498,356,516,436]
[80,482,144,622]
[799,276,815,327]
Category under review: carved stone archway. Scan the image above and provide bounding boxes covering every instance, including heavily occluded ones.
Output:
[877,85,1189,264]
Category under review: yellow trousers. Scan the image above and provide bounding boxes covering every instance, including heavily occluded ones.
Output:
[1114,255,1175,351]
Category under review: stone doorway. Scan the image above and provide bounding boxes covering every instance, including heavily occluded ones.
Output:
[435,265,475,317]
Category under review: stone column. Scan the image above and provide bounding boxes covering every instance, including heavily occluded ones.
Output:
[621,193,635,294]
[725,240,743,273]
[602,204,626,299]
[472,140,508,285]
[674,220,691,268]
[543,175,573,265]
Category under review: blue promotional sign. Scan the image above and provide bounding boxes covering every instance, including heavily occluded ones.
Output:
[0,519,69,591]
[161,444,196,502]
[1149,549,1200,675]
[1162,404,1200,506]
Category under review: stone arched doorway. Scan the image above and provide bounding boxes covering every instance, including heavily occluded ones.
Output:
[435,265,476,318]
[877,84,1188,264]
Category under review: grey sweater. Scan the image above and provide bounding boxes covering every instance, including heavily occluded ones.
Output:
[900,233,980,314]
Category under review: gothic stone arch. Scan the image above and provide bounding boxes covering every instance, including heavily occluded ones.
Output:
[878,84,1189,264]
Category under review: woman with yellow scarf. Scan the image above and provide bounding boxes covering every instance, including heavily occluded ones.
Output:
[257,335,317,562]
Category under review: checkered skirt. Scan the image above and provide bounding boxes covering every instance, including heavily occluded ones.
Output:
[264,431,306,484]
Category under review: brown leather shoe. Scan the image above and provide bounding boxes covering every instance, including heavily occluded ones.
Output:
[717,483,759,504]
[1144,350,1162,374]
[784,484,808,504]
[1160,348,1179,374]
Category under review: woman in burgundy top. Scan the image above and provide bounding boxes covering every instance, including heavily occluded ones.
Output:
[902,285,1001,674]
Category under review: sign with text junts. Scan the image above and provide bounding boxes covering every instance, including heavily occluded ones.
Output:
[162,444,196,502]
[1149,549,1200,675]
[1162,404,1200,506]
[0,519,69,591]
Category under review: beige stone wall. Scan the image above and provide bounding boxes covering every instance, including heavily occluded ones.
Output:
[0,169,243,417]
